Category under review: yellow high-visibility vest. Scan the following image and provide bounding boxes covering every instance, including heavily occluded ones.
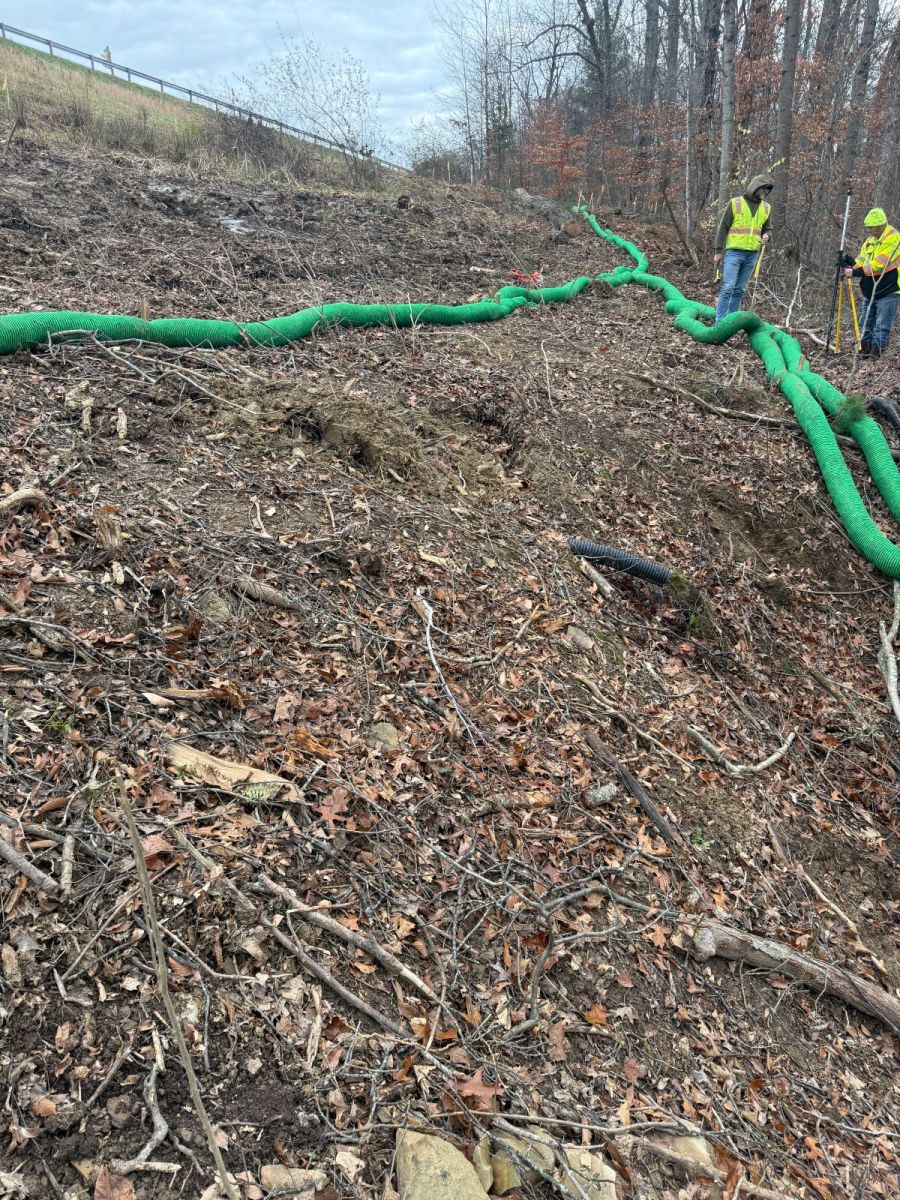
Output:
[725,196,770,252]
[854,225,900,287]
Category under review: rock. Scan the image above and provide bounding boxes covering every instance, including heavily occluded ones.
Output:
[559,1146,618,1200]
[395,1130,489,1200]
[472,1137,493,1191]
[259,1165,327,1195]
[664,1135,716,1170]
[565,625,595,653]
[490,1126,555,1194]
[367,721,401,751]
[105,1094,133,1128]
[194,589,233,623]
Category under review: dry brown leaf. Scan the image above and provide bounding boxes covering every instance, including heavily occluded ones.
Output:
[94,1167,136,1200]
[165,743,299,804]
[457,1067,505,1110]
[334,1149,365,1182]
[582,1003,608,1026]
[140,833,174,869]
[547,1020,569,1062]
[622,1056,643,1083]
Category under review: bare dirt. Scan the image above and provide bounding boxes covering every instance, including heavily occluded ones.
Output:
[0,136,898,1200]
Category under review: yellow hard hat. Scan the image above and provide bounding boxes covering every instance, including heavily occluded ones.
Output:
[864,207,887,226]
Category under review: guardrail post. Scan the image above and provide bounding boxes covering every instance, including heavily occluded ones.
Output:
[47,38,54,55]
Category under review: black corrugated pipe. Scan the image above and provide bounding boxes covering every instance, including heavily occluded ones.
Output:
[569,537,672,586]
[870,396,900,440]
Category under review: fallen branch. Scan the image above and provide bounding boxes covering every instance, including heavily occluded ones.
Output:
[0,486,50,517]
[577,557,614,599]
[229,575,303,612]
[505,928,556,1039]
[119,783,239,1200]
[876,581,900,728]
[0,835,63,899]
[660,186,698,265]
[624,371,793,427]
[626,371,900,461]
[673,916,900,1034]
[584,731,681,846]
[60,836,75,897]
[685,725,796,775]
[796,868,889,977]
[254,874,438,1003]
[110,1065,175,1175]
[633,1138,787,1200]
[413,591,483,743]
[573,674,691,771]
[168,827,412,1043]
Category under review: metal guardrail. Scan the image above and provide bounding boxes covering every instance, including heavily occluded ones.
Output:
[0,21,409,172]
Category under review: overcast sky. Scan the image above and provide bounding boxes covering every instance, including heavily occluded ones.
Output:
[2,1,449,147]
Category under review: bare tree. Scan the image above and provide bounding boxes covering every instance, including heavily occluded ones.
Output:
[642,0,661,106]
[875,21,900,209]
[842,0,879,190]
[251,35,385,185]
[718,0,737,211]
[772,0,802,231]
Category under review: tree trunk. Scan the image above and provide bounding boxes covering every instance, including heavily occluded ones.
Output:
[718,0,737,212]
[772,0,802,231]
[842,0,879,190]
[642,0,660,107]
[875,23,900,208]
[663,0,680,103]
[575,0,606,106]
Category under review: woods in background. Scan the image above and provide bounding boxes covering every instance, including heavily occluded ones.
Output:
[414,0,900,259]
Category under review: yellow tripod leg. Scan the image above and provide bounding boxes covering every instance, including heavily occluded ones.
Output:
[752,243,766,280]
[846,280,861,348]
[834,276,842,353]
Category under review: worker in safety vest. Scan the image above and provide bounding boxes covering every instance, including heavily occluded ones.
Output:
[713,173,774,322]
[841,208,900,357]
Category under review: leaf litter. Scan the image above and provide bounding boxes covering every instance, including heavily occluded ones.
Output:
[0,136,897,1199]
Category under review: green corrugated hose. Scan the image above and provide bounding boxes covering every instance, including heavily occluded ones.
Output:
[575,206,900,579]
[0,208,897,575]
[0,280,595,355]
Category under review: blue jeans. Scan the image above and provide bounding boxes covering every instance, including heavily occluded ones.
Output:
[861,292,899,350]
[715,249,760,322]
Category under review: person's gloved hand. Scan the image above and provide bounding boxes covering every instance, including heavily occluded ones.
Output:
[713,253,722,264]
[761,233,770,244]
[841,267,854,278]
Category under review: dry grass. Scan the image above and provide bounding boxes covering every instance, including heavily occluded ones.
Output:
[0,37,361,186]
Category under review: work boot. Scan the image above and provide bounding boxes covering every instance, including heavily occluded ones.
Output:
[869,345,882,359]
[859,341,873,357]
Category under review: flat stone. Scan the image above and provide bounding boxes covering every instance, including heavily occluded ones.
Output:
[565,625,595,653]
[367,721,401,751]
[559,1146,618,1200]
[395,1130,489,1200]
[472,1136,493,1191]
[664,1135,717,1169]
[259,1164,327,1194]
[490,1126,555,1194]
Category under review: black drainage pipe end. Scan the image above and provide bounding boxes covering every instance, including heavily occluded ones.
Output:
[569,537,672,587]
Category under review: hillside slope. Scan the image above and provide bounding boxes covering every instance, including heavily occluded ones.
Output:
[0,134,898,1200]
